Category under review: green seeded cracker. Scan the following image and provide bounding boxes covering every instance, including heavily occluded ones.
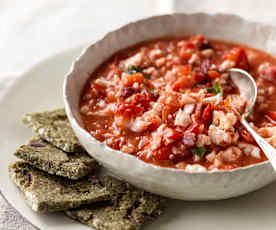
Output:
[22,108,82,152]
[9,162,109,213]
[65,177,165,230]
[14,136,98,180]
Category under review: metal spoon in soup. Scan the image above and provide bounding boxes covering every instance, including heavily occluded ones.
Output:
[229,68,276,171]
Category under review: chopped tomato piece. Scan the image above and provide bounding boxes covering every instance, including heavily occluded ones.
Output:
[132,92,153,110]
[183,42,195,49]
[163,128,182,145]
[180,48,192,61]
[92,82,106,95]
[115,103,143,117]
[175,65,192,75]
[201,104,212,127]
[207,70,220,79]
[123,73,144,86]
[266,111,276,121]
[148,116,162,131]
[172,66,195,91]
[154,147,171,160]
[172,75,195,91]
[224,47,249,70]
[194,72,207,84]
[261,66,276,84]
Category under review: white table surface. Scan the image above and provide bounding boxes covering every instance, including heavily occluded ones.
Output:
[1,0,276,229]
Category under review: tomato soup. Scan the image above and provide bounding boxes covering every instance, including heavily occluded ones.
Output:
[79,35,276,172]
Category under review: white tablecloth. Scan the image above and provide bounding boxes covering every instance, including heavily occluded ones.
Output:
[1,0,276,229]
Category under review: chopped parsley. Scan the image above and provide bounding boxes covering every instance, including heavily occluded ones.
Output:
[127,65,151,79]
[191,146,206,159]
[143,74,151,79]
[128,65,143,74]
[207,82,223,95]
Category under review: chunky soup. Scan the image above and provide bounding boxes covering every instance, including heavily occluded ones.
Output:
[79,35,276,172]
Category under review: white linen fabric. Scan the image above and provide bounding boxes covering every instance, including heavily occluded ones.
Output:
[1,0,276,229]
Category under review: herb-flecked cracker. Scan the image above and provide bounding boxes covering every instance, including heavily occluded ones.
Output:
[22,108,82,152]
[9,162,109,213]
[14,136,98,180]
[65,177,165,230]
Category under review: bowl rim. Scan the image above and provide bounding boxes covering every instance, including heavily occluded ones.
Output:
[63,12,272,175]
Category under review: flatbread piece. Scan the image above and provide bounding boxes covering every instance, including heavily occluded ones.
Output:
[9,161,109,213]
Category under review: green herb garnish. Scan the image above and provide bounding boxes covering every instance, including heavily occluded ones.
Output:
[128,65,143,74]
[143,74,151,79]
[127,65,151,79]
[207,82,223,95]
[191,146,206,159]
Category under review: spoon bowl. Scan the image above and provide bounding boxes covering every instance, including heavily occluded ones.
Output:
[228,68,258,118]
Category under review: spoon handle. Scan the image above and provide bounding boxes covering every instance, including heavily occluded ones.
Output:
[241,118,276,171]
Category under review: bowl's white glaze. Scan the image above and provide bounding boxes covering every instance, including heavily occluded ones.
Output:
[64,13,276,200]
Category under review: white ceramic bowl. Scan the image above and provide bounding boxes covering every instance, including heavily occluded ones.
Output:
[64,13,276,200]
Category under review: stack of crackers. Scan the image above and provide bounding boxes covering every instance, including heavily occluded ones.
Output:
[9,109,165,230]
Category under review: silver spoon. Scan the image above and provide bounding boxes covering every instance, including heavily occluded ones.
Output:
[228,68,276,171]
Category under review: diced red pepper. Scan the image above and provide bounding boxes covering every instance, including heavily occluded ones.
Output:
[163,128,182,145]
[224,47,249,71]
[201,104,212,127]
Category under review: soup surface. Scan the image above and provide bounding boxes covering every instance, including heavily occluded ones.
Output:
[80,35,276,172]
